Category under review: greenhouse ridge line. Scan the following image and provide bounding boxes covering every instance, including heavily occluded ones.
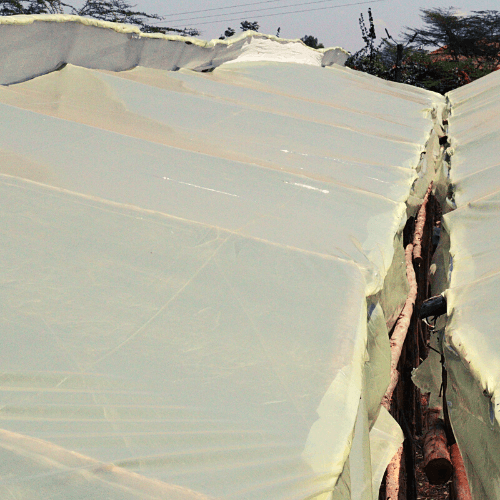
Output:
[165,0,385,28]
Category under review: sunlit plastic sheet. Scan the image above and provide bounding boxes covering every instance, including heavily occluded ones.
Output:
[439,70,500,498]
[0,17,443,499]
[0,14,348,85]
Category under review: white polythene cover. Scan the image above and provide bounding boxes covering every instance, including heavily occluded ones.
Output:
[0,16,442,500]
[442,70,500,498]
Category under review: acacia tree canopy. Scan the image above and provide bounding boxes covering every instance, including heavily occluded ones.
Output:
[0,0,64,15]
[347,7,500,93]
[0,0,200,36]
[404,8,500,68]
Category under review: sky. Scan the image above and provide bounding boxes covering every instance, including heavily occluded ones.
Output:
[124,0,500,53]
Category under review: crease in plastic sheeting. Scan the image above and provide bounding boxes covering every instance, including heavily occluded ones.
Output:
[443,340,500,500]
[406,103,446,208]
[363,303,402,499]
[302,299,368,496]
[363,303,391,426]
[445,298,500,428]
[301,300,395,499]
[330,400,403,500]
[0,15,348,85]
[328,328,401,500]
[0,428,214,500]
[412,327,445,413]
[349,397,372,500]
[360,203,408,297]
[373,231,410,333]
[368,407,404,500]
[443,210,500,428]
[330,461,350,500]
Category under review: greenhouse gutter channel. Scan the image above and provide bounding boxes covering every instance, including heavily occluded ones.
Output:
[375,99,474,499]
[379,182,438,499]
[363,101,439,497]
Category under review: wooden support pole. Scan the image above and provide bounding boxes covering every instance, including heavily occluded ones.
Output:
[382,243,418,410]
[383,182,435,499]
[383,243,417,498]
[413,182,433,265]
[450,444,472,500]
[386,445,405,500]
[422,408,453,484]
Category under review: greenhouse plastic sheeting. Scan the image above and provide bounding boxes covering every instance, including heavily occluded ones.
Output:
[0,14,348,85]
[0,17,443,499]
[431,72,500,499]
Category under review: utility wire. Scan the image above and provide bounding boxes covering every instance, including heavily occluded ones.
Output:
[166,0,385,28]
[162,0,377,24]
[160,0,288,18]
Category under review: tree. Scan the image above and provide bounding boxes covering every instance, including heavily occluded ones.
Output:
[240,20,259,32]
[345,9,388,77]
[219,27,235,40]
[72,0,199,36]
[221,20,259,38]
[1,0,64,15]
[301,35,324,49]
[404,8,500,71]
[0,0,200,36]
[346,7,500,93]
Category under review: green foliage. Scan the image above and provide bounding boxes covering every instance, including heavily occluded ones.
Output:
[404,8,500,69]
[0,0,63,15]
[301,35,324,49]
[219,27,235,40]
[73,0,199,36]
[403,51,493,94]
[347,7,500,94]
[219,20,259,39]
[240,20,259,32]
[345,9,392,77]
[0,0,199,36]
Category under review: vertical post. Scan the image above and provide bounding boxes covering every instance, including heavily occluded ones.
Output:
[395,44,403,82]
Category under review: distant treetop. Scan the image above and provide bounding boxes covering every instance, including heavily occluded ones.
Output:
[0,0,200,36]
[301,35,324,49]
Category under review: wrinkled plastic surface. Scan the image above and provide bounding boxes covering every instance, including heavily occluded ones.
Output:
[0,17,442,499]
[0,14,348,85]
[442,71,500,498]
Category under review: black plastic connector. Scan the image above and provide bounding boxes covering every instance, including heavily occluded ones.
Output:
[419,295,447,319]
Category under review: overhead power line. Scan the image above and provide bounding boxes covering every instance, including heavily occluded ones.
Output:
[166,0,385,28]
[162,0,379,24]
[160,0,288,18]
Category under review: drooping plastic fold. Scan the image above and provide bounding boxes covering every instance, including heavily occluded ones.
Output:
[429,70,500,498]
